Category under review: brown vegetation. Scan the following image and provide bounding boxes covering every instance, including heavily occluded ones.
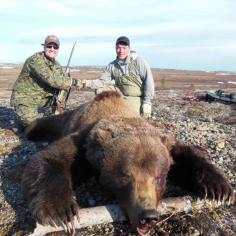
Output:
[1,65,236,99]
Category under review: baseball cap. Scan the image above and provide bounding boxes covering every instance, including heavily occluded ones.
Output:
[116,36,130,46]
[41,35,60,47]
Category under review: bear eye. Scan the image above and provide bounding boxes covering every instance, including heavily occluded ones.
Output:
[155,176,162,185]
[122,175,133,183]
[155,175,166,186]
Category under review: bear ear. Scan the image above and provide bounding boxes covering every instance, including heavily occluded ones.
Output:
[94,128,113,143]
[160,134,177,151]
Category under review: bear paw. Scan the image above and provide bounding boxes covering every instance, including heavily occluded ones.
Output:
[196,168,235,205]
[31,194,79,234]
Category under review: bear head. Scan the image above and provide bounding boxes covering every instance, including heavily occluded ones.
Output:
[86,118,173,236]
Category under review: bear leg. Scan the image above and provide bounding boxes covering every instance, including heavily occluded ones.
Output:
[22,133,82,233]
[168,143,235,204]
[24,109,74,142]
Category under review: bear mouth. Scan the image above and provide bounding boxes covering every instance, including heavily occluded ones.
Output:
[136,224,151,236]
[136,217,157,236]
[136,222,151,236]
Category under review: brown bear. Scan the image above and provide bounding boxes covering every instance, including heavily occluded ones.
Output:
[22,91,235,236]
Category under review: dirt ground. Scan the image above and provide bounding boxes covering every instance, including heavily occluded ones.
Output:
[1,66,236,97]
[0,66,235,236]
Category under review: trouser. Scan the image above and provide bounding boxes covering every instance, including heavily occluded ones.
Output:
[14,104,52,128]
[13,104,52,130]
[95,86,141,114]
[123,96,141,114]
[12,97,53,129]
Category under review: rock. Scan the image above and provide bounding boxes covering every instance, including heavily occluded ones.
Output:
[217,141,225,149]
[0,89,235,236]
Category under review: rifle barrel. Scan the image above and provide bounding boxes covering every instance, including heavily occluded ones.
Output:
[65,41,77,73]
[54,42,77,115]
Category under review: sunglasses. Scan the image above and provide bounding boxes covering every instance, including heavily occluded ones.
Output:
[46,45,59,50]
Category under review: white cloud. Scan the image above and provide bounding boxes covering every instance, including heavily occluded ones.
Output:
[0,0,235,71]
[0,1,20,9]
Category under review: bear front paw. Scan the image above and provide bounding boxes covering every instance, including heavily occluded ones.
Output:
[31,194,79,234]
[197,169,235,205]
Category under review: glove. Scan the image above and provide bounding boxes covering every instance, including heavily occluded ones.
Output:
[141,103,152,118]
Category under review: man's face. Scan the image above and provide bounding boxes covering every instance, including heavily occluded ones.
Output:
[116,43,130,60]
[44,43,59,60]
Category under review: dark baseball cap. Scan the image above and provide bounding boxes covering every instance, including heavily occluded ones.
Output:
[41,35,60,47]
[116,36,130,46]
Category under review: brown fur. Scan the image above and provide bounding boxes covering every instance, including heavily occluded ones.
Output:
[22,91,234,235]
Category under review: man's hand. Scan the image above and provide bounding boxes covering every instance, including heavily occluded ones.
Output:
[141,103,152,118]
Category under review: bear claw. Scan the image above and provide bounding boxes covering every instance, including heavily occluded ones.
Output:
[204,185,208,199]
[227,191,235,205]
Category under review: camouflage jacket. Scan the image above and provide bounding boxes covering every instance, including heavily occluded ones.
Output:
[11,51,72,106]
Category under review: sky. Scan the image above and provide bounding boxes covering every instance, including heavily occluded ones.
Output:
[0,0,236,72]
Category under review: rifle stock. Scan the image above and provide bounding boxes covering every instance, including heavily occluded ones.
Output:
[54,41,77,115]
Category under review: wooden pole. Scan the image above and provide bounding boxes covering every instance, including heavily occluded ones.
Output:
[29,196,234,236]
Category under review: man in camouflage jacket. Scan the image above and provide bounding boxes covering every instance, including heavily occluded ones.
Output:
[10,35,79,128]
[83,36,155,118]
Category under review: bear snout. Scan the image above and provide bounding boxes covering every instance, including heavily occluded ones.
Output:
[136,209,158,236]
[138,208,158,223]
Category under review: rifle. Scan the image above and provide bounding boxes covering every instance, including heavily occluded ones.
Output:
[53,41,77,115]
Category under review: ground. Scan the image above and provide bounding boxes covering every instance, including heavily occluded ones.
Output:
[0,66,235,235]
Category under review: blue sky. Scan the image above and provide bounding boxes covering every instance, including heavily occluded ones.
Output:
[0,0,236,71]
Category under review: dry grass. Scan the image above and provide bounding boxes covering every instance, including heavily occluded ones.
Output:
[1,65,236,98]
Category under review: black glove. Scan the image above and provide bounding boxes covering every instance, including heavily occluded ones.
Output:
[72,79,78,86]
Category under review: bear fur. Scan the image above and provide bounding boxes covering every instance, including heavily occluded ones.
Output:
[22,91,235,236]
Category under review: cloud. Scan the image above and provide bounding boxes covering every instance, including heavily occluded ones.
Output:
[0,1,19,9]
[0,0,235,71]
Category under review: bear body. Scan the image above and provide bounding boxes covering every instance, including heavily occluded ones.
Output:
[22,91,235,236]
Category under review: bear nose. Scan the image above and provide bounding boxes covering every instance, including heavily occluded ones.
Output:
[138,209,158,225]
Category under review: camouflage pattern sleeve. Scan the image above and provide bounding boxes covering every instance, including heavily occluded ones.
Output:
[29,52,72,90]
